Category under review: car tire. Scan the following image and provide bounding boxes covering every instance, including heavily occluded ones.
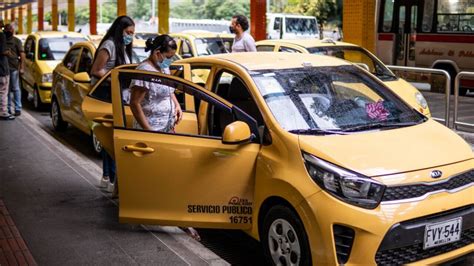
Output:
[91,131,103,154]
[33,87,44,110]
[51,98,68,131]
[262,205,312,266]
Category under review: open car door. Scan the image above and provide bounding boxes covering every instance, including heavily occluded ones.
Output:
[110,68,260,229]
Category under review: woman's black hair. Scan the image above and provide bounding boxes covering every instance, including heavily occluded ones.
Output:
[232,15,249,31]
[145,34,177,54]
[95,15,135,66]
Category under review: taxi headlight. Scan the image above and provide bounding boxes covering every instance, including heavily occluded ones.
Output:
[415,92,428,109]
[303,152,385,209]
[42,73,53,83]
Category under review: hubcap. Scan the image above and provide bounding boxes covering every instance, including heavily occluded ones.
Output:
[268,218,301,266]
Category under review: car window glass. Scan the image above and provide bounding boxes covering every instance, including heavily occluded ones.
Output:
[90,74,112,103]
[118,71,235,137]
[213,71,264,126]
[279,46,300,53]
[38,37,87,61]
[63,48,81,73]
[77,48,93,73]
[180,38,193,57]
[257,45,275,52]
[25,38,35,57]
[274,17,282,30]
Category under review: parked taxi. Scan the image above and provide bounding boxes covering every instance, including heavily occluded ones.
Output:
[256,39,431,116]
[22,31,88,109]
[170,31,234,58]
[51,40,183,153]
[83,52,473,265]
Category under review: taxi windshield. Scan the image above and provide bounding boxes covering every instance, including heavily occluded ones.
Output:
[251,65,424,134]
[194,38,233,56]
[132,47,148,63]
[38,37,87,61]
[307,46,397,81]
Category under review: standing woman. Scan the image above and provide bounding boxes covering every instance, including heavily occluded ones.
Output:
[90,16,135,195]
[129,35,200,241]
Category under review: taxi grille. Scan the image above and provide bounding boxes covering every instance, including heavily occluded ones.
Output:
[382,170,474,202]
[375,227,474,265]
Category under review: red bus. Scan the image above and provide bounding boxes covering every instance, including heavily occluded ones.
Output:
[376,0,474,95]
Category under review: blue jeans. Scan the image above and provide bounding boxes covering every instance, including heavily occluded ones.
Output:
[102,150,116,183]
[8,70,21,113]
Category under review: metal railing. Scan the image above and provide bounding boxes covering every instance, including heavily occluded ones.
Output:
[387,65,451,127]
[453,71,474,131]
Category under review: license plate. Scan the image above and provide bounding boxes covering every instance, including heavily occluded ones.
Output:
[423,217,462,249]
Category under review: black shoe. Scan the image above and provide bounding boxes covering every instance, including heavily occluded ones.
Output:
[0,115,15,120]
[14,111,21,116]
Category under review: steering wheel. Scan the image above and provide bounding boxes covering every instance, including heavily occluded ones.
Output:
[310,95,331,115]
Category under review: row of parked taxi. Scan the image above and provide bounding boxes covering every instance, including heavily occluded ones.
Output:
[19,30,473,265]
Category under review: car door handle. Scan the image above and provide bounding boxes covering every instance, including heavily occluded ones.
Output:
[122,145,155,154]
[93,115,113,127]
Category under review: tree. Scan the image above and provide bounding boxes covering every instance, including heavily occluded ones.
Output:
[171,0,249,20]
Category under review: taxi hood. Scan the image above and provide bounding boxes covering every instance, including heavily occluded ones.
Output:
[37,60,61,73]
[298,120,473,177]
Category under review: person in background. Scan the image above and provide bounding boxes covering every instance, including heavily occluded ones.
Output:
[90,15,135,196]
[229,15,256,53]
[0,21,13,120]
[4,24,25,116]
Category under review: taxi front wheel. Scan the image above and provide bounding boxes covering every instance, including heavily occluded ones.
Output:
[51,99,67,131]
[33,87,45,110]
[262,205,312,266]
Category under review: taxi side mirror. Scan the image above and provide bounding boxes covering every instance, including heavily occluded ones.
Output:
[73,72,91,83]
[222,121,254,145]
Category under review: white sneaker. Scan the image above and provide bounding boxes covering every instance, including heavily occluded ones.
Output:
[107,182,115,193]
[100,176,109,188]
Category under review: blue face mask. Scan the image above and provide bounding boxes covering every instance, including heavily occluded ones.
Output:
[157,53,172,69]
[123,34,133,45]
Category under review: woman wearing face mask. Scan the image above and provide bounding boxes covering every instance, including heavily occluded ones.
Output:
[129,35,183,132]
[90,15,135,195]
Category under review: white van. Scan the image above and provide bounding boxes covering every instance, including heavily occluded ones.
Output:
[266,13,320,39]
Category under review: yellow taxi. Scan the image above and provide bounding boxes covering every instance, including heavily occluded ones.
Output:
[83,52,473,265]
[22,31,88,109]
[51,39,185,153]
[170,31,234,59]
[256,39,431,116]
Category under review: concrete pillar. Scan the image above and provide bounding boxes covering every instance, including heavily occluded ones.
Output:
[68,0,75,32]
[250,0,266,41]
[342,0,376,53]
[18,7,24,34]
[38,0,44,31]
[52,0,58,31]
[27,4,33,34]
[10,8,16,24]
[4,10,9,24]
[118,0,127,16]
[158,0,169,34]
[90,0,97,35]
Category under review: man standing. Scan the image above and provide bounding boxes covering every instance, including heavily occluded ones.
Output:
[0,22,13,120]
[230,15,256,53]
[4,24,24,116]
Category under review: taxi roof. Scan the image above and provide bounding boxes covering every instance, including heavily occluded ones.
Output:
[171,31,234,39]
[182,52,351,71]
[257,39,359,49]
[32,31,87,39]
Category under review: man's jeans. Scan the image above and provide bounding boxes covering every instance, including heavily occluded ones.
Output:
[8,70,21,113]
[0,75,10,117]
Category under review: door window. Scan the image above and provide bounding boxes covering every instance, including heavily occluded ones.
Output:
[256,45,275,52]
[381,0,395,32]
[63,48,82,72]
[25,38,35,58]
[77,48,94,74]
[180,38,193,58]
[279,46,300,53]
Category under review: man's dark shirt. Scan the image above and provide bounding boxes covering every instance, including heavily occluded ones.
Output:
[0,32,9,77]
[5,36,23,70]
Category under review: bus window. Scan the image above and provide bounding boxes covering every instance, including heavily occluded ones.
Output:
[422,0,435,32]
[437,0,474,32]
[382,0,395,32]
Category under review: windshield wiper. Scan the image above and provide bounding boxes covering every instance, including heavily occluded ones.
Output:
[341,121,421,132]
[289,128,348,135]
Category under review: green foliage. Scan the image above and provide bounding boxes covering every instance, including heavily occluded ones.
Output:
[171,0,249,20]
[127,0,152,20]
[74,2,117,25]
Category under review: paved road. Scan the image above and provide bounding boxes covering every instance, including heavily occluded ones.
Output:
[0,98,268,265]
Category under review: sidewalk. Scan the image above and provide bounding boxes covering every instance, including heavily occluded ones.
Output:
[0,111,228,265]
[0,200,37,265]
